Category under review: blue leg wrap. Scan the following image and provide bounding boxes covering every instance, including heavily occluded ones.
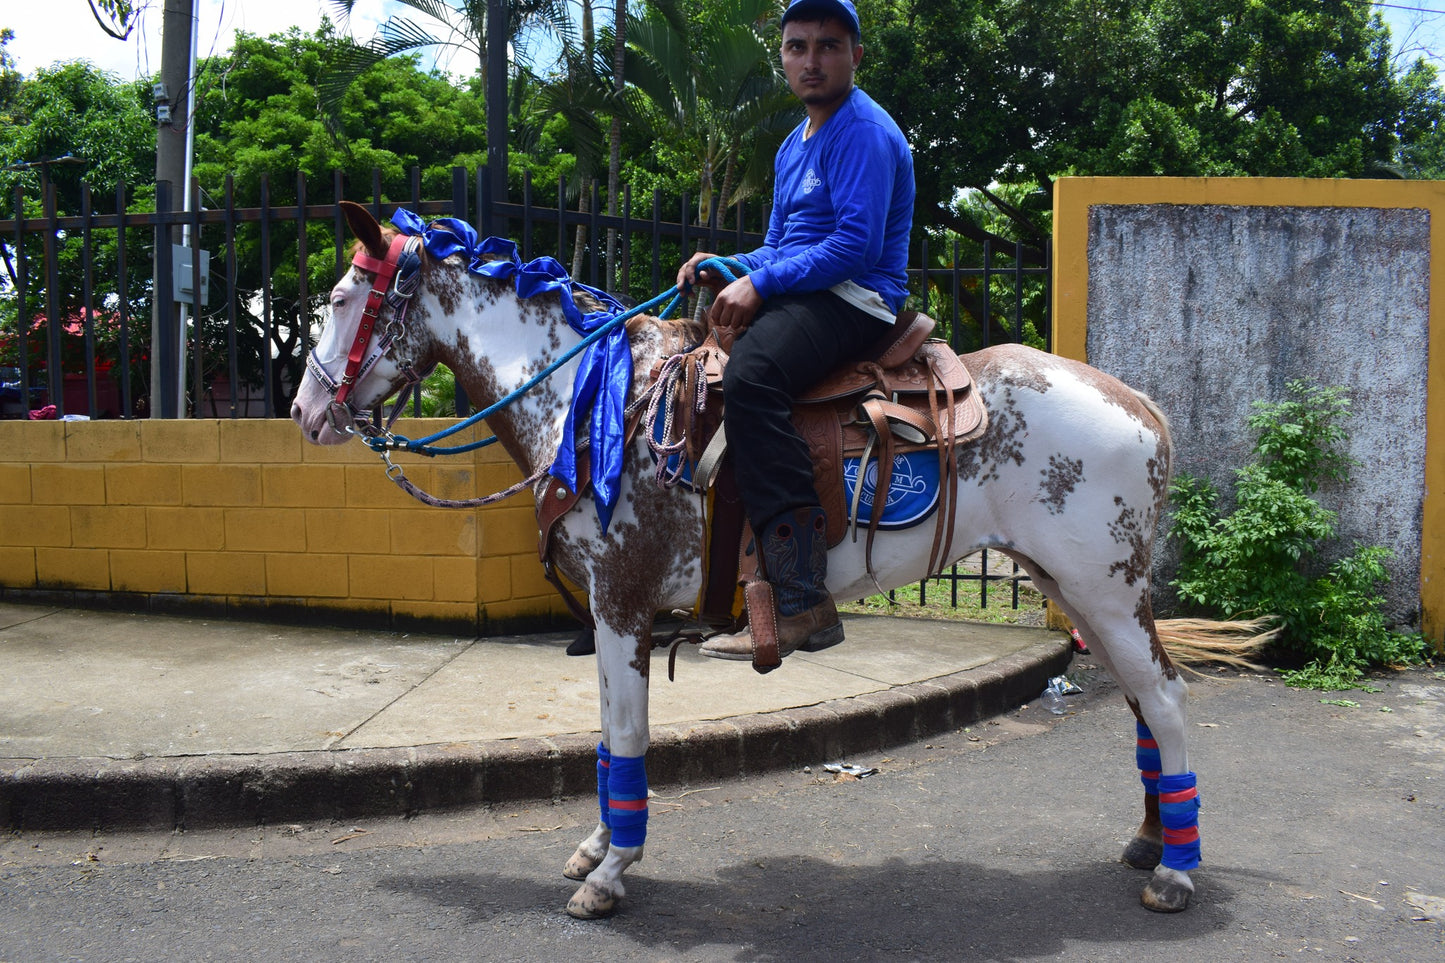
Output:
[606,754,648,848]
[1158,771,1202,871]
[596,742,611,829]
[1136,721,1161,796]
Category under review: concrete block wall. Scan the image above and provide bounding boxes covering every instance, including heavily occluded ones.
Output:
[0,419,575,634]
[1053,177,1444,649]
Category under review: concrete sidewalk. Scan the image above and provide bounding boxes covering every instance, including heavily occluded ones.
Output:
[0,601,1071,830]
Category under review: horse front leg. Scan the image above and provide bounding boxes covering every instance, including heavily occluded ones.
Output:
[565,619,652,920]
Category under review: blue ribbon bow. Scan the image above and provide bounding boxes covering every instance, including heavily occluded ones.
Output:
[390,208,633,533]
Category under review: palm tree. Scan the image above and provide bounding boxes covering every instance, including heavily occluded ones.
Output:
[623,0,794,231]
[318,0,575,113]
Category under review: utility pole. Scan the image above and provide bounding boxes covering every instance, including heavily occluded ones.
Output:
[150,0,194,418]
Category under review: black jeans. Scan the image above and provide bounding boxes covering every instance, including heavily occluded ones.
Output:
[722,291,894,530]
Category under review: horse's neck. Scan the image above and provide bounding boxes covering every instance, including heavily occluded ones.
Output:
[422,264,697,477]
[422,269,575,474]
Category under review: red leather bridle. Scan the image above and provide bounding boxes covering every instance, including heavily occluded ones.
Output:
[309,233,424,437]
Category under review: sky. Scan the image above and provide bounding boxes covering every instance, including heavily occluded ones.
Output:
[4,1,1445,83]
[2,1,395,82]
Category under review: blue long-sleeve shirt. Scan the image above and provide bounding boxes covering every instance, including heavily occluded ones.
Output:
[735,87,914,315]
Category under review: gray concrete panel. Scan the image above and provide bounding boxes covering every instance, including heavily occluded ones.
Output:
[1086,204,1430,624]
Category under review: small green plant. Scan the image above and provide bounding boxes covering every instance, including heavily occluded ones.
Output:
[1168,380,1428,690]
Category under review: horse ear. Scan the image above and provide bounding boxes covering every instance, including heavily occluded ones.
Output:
[341,201,386,257]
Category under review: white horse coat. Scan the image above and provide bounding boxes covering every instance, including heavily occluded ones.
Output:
[293,204,1200,918]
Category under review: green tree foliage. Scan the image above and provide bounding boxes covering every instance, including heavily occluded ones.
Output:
[319,0,575,112]
[0,61,153,399]
[187,26,490,413]
[1168,380,1428,689]
[865,0,1437,245]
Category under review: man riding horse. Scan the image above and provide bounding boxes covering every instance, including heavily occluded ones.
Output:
[678,0,916,663]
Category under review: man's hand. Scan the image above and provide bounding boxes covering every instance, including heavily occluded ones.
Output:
[677,251,722,292]
[707,275,762,339]
[677,252,763,342]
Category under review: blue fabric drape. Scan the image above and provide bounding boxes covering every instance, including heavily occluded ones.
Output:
[390,208,633,532]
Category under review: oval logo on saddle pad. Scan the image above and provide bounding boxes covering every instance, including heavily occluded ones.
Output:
[843,452,940,529]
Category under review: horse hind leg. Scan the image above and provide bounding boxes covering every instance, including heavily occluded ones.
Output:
[1093,616,1197,913]
[1014,558,1197,912]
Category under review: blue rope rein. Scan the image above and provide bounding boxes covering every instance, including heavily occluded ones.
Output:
[363,256,748,459]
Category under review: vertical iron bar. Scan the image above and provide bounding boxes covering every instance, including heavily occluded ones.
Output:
[452,166,471,416]
[297,170,309,358]
[556,175,566,264]
[333,170,346,275]
[620,183,632,299]
[1013,240,1025,344]
[919,236,930,322]
[650,189,661,296]
[981,239,992,349]
[42,177,63,417]
[155,180,177,418]
[14,185,31,412]
[951,238,962,352]
[225,175,239,418]
[979,547,989,608]
[189,179,203,415]
[115,180,132,417]
[81,185,97,416]
[521,169,533,261]
[589,180,601,287]
[260,174,274,417]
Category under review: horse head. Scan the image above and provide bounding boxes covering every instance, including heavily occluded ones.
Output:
[291,201,438,446]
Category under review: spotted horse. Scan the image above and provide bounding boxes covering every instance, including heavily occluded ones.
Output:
[292,202,1204,919]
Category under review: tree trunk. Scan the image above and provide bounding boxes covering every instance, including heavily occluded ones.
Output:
[605,0,627,291]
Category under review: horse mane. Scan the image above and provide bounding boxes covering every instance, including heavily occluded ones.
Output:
[347,228,707,349]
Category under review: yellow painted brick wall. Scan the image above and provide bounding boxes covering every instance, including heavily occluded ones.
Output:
[0,418,574,633]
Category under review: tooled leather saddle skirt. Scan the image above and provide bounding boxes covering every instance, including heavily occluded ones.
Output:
[649,310,988,618]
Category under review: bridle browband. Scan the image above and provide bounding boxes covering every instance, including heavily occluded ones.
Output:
[308,233,425,438]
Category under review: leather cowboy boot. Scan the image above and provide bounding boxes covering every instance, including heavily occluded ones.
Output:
[699,507,844,661]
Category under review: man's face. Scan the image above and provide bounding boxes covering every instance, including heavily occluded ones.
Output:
[781,18,862,114]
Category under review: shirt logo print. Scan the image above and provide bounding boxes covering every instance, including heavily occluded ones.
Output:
[802,168,822,194]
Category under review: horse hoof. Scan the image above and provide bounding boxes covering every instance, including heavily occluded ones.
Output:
[1121,836,1163,871]
[563,849,603,881]
[1140,867,1194,913]
[567,880,619,919]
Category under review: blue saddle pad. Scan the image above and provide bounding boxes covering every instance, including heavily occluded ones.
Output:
[843,452,940,529]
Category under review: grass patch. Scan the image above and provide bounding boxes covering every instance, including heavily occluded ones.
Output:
[839,576,1047,626]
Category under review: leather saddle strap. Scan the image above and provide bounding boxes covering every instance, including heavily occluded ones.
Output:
[702,458,746,619]
[859,395,900,585]
[923,357,959,577]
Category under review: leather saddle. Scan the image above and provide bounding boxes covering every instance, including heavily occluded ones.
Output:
[655,310,988,618]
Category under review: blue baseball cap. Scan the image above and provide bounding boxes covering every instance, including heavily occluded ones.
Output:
[780,0,861,41]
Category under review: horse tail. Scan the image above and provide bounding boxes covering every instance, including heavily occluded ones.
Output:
[1156,616,1279,671]
[1134,389,1175,493]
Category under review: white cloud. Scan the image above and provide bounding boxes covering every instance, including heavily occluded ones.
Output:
[3,0,393,82]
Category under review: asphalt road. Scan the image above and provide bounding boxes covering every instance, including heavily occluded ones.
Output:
[2,660,1442,962]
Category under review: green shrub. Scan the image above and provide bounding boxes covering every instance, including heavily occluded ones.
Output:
[1168,380,1427,689]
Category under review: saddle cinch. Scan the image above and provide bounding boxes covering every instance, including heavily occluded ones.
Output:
[658,311,989,622]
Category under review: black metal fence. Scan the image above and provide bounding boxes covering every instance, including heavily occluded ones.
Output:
[0,164,1050,610]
